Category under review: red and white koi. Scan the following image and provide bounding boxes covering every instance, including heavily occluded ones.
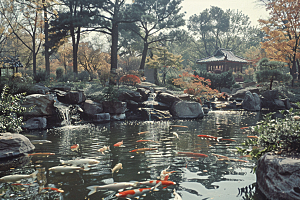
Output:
[137,131,149,135]
[87,182,138,196]
[138,180,176,188]
[60,158,100,167]
[115,182,162,199]
[70,144,79,151]
[197,135,218,140]
[114,140,123,147]
[42,187,64,193]
[97,145,110,154]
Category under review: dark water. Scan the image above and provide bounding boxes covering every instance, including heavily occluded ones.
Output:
[0,110,262,200]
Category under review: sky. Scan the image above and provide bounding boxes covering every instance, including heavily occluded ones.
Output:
[180,0,269,26]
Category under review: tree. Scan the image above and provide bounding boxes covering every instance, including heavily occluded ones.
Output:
[125,0,185,71]
[146,47,183,85]
[255,58,292,90]
[188,6,262,57]
[258,0,300,84]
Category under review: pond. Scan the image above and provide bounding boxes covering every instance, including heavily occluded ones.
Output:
[0,110,262,200]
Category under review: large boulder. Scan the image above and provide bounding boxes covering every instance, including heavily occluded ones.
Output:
[241,91,261,111]
[49,85,71,92]
[22,117,47,130]
[82,100,103,115]
[102,101,127,114]
[32,84,50,94]
[256,153,300,200]
[118,91,143,102]
[262,89,279,101]
[56,90,86,104]
[22,94,55,118]
[136,88,150,101]
[0,133,35,159]
[170,101,204,119]
[231,87,260,99]
[156,92,181,106]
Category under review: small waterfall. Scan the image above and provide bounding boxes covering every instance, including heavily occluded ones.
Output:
[145,88,157,121]
[61,107,71,126]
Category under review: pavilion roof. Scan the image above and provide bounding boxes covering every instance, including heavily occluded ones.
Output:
[196,48,249,64]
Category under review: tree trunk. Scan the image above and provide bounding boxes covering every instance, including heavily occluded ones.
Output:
[32,35,36,76]
[270,78,273,90]
[140,38,149,70]
[44,3,50,79]
[110,21,118,85]
[154,68,159,85]
[297,59,300,80]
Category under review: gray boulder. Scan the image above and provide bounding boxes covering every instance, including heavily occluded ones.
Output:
[241,91,261,111]
[50,85,71,92]
[22,94,55,118]
[170,101,204,119]
[262,89,279,101]
[93,113,110,122]
[0,133,35,159]
[256,153,300,200]
[136,88,150,101]
[156,92,181,106]
[118,91,143,102]
[56,90,86,104]
[103,101,127,114]
[33,84,50,94]
[22,117,47,130]
[82,100,103,115]
[231,87,260,99]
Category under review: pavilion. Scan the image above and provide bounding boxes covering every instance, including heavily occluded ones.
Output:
[196,48,249,74]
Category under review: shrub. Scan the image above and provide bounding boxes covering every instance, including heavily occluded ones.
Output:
[34,69,48,83]
[119,74,141,86]
[232,83,242,88]
[102,85,119,102]
[78,71,89,82]
[194,70,235,90]
[0,85,28,133]
[56,68,64,80]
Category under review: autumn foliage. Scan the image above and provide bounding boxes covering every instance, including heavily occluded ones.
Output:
[119,74,141,86]
[173,72,219,104]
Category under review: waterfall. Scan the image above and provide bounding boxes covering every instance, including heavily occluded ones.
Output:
[145,87,157,121]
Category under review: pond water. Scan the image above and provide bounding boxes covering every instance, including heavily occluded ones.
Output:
[0,110,262,200]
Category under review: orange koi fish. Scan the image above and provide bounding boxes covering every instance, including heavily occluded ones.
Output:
[137,131,149,135]
[27,153,55,156]
[70,144,79,151]
[115,182,161,199]
[220,138,236,142]
[240,127,249,129]
[212,153,229,159]
[177,152,208,157]
[230,159,249,163]
[247,136,258,139]
[129,148,158,153]
[170,125,188,128]
[114,140,123,147]
[42,187,64,193]
[197,135,218,140]
[239,155,252,158]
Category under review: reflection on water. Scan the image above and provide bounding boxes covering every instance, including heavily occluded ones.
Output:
[0,111,262,200]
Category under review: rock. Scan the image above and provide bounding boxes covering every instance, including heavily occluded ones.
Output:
[50,85,71,92]
[82,100,103,115]
[156,93,181,106]
[0,155,31,171]
[142,101,170,110]
[261,97,286,111]
[139,108,172,121]
[241,92,261,111]
[170,101,204,119]
[0,133,35,159]
[22,94,55,118]
[262,90,279,101]
[102,101,127,114]
[220,87,232,94]
[56,90,86,104]
[154,87,168,93]
[256,153,300,200]
[231,87,260,99]
[291,103,300,109]
[93,113,110,122]
[283,98,292,110]
[22,117,47,130]
[202,107,210,114]
[242,81,257,88]
[136,88,150,101]
[274,99,286,110]
[118,91,143,102]
[126,100,140,110]
[135,82,157,89]
[33,84,50,94]
[177,93,194,101]
[111,113,126,120]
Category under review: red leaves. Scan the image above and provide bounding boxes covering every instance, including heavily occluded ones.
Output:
[119,74,141,86]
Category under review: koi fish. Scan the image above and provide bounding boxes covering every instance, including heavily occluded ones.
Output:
[115,182,162,199]
[97,145,110,154]
[220,138,236,142]
[42,187,64,193]
[129,148,158,153]
[247,136,258,139]
[239,155,252,158]
[114,140,123,147]
[173,132,179,139]
[49,165,86,174]
[173,189,182,200]
[87,182,138,196]
[0,170,38,183]
[112,163,123,174]
[170,125,188,128]
[230,159,249,163]
[137,131,149,135]
[197,135,218,140]
[27,153,55,156]
[240,127,249,129]
[136,140,159,143]
[212,153,229,159]
[138,180,176,188]
[70,144,79,151]
[60,158,100,166]
[177,152,208,157]
[30,140,52,144]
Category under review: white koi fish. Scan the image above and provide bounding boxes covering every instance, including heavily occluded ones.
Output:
[0,170,38,183]
[111,163,122,175]
[173,132,179,139]
[173,189,182,200]
[49,165,86,174]
[115,182,162,199]
[97,146,110,155]
[86,182,138,196]
[30,140,52,144]
[60,158,100,167]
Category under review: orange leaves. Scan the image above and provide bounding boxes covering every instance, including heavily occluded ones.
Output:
[119,74,141,86]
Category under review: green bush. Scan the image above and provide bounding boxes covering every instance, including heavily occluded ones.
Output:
[34,69,49,83]
[0,85,28,133]
[232,83,242,88]
[56,68,64,80]
[78,71,89,82]
[194,70,235,90]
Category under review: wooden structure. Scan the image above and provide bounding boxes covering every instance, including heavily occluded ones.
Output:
[196,48,249,74]
[0,56,23,76]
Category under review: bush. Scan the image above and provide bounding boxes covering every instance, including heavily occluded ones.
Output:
[0,85,28,133]
[56,68,64,80]
[119,74,141,86]
[78,71,89,82]
[34,69,49,83]
[194,70,235,90]
[232,83,242,88]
